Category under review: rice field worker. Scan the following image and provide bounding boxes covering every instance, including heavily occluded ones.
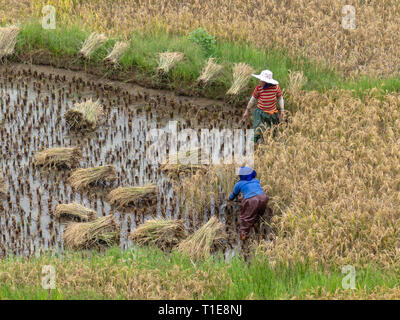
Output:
[242,69,285,143]
[227,166,269,241]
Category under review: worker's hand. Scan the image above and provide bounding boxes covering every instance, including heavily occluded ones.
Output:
[226,196,231,201]
[280,110,285,121]
[242,109,249,122]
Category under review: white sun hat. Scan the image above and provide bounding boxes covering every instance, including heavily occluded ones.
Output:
[251,69,279,85]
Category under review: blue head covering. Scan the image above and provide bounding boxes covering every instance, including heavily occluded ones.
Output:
[262,82,276,89]
[238,166,257,181]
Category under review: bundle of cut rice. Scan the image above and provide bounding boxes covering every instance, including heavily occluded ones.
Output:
[129,219,186,250]
[160,147,209,180]
[65,99,104,131]
[104,41,129,65]
[177,216,227,260]
[54,203,96,222]
[157,52,184,75]
[63,214,119,250]
[69,165,117,190]
[226,63,255,95]
[197,58,223,85]
[79,32,108,58]
[0,25,20,60]
[108,184,157,209]
[34,147,81,169]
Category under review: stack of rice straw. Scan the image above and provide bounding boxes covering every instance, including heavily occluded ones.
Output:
[177,216,227,260]
[226,63,255,95]
[197,58,223,85]
[34,147,82,169]
[157,51,185,74]
[63,214,119,250]
[0,25,20,60]
[54,203,97,222]
[65,99,104,131]
[79,32,108,58]
[130,219,186,250]
[104,41,129,65]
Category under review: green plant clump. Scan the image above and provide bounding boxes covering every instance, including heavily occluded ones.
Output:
[188,27,216,56]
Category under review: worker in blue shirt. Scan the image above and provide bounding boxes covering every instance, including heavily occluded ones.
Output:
[228,166,269,241]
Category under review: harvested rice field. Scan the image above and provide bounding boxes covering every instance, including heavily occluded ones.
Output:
[0,63,260,258]
[2,0,400,302]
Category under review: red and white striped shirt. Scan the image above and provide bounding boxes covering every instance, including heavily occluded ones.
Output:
[252,84,283,114]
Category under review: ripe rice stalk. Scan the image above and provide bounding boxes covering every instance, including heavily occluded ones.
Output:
[65,99,104,131]
[177,216,227,260]
[129,219,186,250]
[0,25,19,60]
[79,32,108,57]
[287,70,307,102]
[104,41,129,64]
[63,214,119,250]
[69,165,117,190]
[54,203,96,222]
[160,147,209,179]
[157,52,184,74]
[108,184,157,209]
[34,147,82,169]
[226,63,255,95]
[197,58,223,85]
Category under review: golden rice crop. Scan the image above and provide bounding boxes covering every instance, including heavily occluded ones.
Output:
[0,25,19,60]
[108,184,157,209]
[248,89,400,269]
[79,32,108,57]
[129,219,186,250]
[177,216,227,260]
[69,165,117,190]
[226,63,254,95]
[197,58,223,85]
[26,0,400,77]
[54,203,97,222]
[65,99,104,131]
[104,41,129,65]
[157,51,184,75]
[34,147,81,169]
[0,250,228,299]
[63,214,119,250]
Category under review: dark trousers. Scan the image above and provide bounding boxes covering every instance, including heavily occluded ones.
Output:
[253,108,279,143]
[240,193,268,237]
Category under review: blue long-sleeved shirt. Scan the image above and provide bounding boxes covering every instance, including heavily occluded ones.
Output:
[229,178,264,200]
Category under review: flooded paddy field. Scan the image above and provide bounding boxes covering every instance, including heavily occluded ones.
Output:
[0,64,268,257]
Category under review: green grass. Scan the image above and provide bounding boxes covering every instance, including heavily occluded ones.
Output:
[1,246,399,300]
[10,20,400,102]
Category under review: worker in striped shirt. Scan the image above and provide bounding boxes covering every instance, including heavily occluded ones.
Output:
[242,69,285,143]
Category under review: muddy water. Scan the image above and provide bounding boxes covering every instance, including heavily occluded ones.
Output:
[0,64,267,257]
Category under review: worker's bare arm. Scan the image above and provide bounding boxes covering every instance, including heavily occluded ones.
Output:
[278,96,285,120]
[242,97,256,122]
